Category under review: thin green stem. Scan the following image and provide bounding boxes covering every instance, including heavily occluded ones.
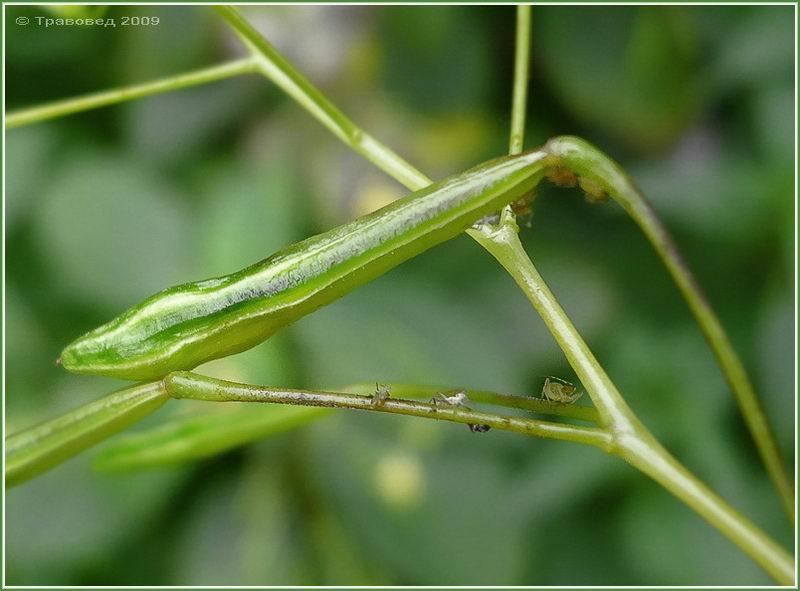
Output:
[5,382,169,487]
[469,209,793,584]
[544,136,793,520]
[5,58,257,129]
[213,5,430,191]
[635,199,793,521]
[215,7,790,521]
[509,5,532,156]
[622,431,795,585]
[3,7,785,581]
[342,382,599,422]
[469,209,639,431]
[92,381,597,473]
[6,11,784,519]
[211,10,792,578]
[165,371,613,449]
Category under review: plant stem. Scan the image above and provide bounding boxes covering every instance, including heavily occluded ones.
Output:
[342,382,599,422]
[164,366,793,582]
[622,431,795,585]
[165,371,613,449]
[469,210,794,584]
[634,198,794,521]
[545,136,794,520]
[469,210,641,430]
[213,5,430,191]
[6,12,785,518]
[5,382,169,487]
[5,58,257,129]
[509,5,532,156]
[213,9,793,579]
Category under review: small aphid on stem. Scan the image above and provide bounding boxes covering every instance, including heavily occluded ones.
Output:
[511,196,535,228]
[431,390,469,408]
[372,383,391,407]
[431,390,490,434]
[540,376,583,404]
[472,212,502,229]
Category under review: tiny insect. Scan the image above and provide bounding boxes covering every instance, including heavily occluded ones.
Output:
[540,376,583,404]
[430,390,490,434]
[472,212,502,228]
[431,390,470,408]
[372,383,391,407]
[545,166,578,188]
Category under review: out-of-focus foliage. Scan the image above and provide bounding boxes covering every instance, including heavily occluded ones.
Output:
[4,5,794,585]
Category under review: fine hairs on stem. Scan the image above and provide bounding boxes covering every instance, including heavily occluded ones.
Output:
[4,6,794,585]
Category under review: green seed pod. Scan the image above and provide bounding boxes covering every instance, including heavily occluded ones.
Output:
[60,149,551,381]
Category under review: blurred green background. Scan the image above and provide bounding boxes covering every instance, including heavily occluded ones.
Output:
[4,4,795,585]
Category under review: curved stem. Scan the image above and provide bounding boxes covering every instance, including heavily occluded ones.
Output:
[6,12,784,518]
[509,5,532,156]
[544,136,793,520]
[5,58,257,129]
[634,198,793,521]
[165,371,612,449]
[4,7,786,581]
[468,211,794,584]
[469,210,640,431]
[620,431,795,585]
[5,382,169,487]
[213,5,430,191]
[211,9,792,578]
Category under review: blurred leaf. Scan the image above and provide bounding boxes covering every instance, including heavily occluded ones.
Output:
[5,125,58,231]
[410,112,497,174]
[5,286,51,412]
[123,81,254,166]
[291,269,529,391]
[537,6,700,150]
[6,457,184,585]
[194,157,304,276]
[755,288,795,457]
[5,7,108,72]
[171,444,307,584]
[630,131,776,247]
[751,82,794,168]
[94,404,328,471]
[530,484,638,584]
[308,414,529,584]
[377,6,493,115]
[32,150,192,310]
[117,6,217,81]
[703,6,794,97]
